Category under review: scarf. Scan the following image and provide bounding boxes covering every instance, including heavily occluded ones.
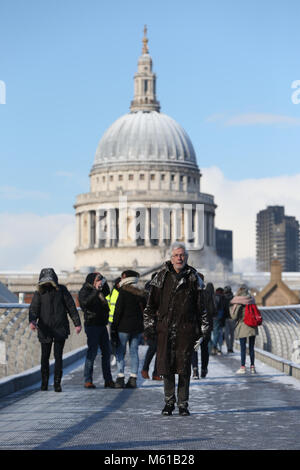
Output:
[119,276,139,288]
[230,295,254,316]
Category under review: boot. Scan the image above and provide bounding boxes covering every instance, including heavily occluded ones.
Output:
[162,403,175,416]
[115,376,125,388]
[125,376,137,388]
[54,372,62,392]
[41,369,49,391]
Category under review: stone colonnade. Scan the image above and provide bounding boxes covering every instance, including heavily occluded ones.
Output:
[76,201,215,251]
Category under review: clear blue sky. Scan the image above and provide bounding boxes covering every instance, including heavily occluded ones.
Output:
[1,0,300,216]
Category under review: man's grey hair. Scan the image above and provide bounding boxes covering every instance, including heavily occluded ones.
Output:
[169,242,188,256]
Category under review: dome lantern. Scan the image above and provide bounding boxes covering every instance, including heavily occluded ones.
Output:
[130,25,160,113]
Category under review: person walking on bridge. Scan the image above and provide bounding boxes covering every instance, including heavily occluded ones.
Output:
[29,268,82,392]
[143,242,211,416]
[230,285,258,374]
[111,270,146,389]
[78,272,115,389]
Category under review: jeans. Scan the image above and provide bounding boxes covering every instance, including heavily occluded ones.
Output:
[239,336,255,366]
[212,318,224,350]
[84,325,112,383]
[116,332,142,376]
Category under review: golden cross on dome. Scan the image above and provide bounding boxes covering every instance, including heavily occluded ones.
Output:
[142,25,149,54]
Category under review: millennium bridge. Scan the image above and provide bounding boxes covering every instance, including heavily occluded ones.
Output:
[0,303,300,451]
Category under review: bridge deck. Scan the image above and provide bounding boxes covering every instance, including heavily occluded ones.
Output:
[0,347,300,451]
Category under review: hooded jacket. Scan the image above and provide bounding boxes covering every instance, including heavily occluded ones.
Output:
[230,293,258,339]
[112,276,146,334]
[29,268,81,343]
[143,261,211,375]
[78,273,110,327]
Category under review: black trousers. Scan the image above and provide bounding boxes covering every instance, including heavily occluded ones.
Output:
[41,340,65,378]
[163,372,191,408]
[191,337,210,371]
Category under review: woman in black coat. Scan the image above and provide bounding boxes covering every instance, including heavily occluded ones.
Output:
[29,268,82,392]
[78,272,114,389]
[111,270,146,389]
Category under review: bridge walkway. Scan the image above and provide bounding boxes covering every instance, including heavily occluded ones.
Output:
[0,346,300,452]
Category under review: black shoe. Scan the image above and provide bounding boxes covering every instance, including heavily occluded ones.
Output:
[41,377,48,391]
[115,376,125,388]
[162,403,175,416]
[54,382,62,392]
[125,377,137,388]
[41,370,49,391]
[201,368,208,378]
[192,367,199,379]
[104,380,115,388]
[179,406,190,416]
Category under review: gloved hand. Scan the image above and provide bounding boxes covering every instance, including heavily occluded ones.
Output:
[110,329,120,348]
[194,337,203,351]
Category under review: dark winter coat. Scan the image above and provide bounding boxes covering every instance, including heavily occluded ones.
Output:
[78,282,110,327]
[215,293,227,326]
[112,282,146,335]
[143,262,211,376]
[29,268,81,343]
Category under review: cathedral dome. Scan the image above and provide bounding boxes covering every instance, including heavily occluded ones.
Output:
[93,110,198,170]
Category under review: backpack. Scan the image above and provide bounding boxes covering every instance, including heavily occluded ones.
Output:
[244,304,263,327]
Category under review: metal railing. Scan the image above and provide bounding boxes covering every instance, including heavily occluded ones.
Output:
[0,303,86,378]
[1,303,300,379]
[256,305,300,363]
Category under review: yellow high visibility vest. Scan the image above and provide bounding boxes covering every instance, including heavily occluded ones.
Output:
[106,288,119,323]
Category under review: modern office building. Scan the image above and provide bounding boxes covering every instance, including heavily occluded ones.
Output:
[215,228,233,272]
[256,206,299,272]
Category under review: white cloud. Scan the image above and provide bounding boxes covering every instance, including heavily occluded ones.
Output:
[0,213,75,271]
[206,113,300,127]
[201,166,300,270]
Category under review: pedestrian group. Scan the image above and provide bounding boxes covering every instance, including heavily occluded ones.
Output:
[29,242,260,416]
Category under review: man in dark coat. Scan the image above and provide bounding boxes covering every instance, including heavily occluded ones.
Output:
[78,272,115,389]
[111,270,146,389]
[29,268,82,392]
[143,243,211,416]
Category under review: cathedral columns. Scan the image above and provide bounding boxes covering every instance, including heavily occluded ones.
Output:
[144,207,151,246]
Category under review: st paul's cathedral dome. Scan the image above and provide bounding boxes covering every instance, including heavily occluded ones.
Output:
[74,27,216,272]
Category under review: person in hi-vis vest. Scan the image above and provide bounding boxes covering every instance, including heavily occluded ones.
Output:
[106,277,121,366]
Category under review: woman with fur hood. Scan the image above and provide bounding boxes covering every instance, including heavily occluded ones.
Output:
[111,270,146,389]
[230,284,258,374]
[78,272,115,389]
[29,268,82,392]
